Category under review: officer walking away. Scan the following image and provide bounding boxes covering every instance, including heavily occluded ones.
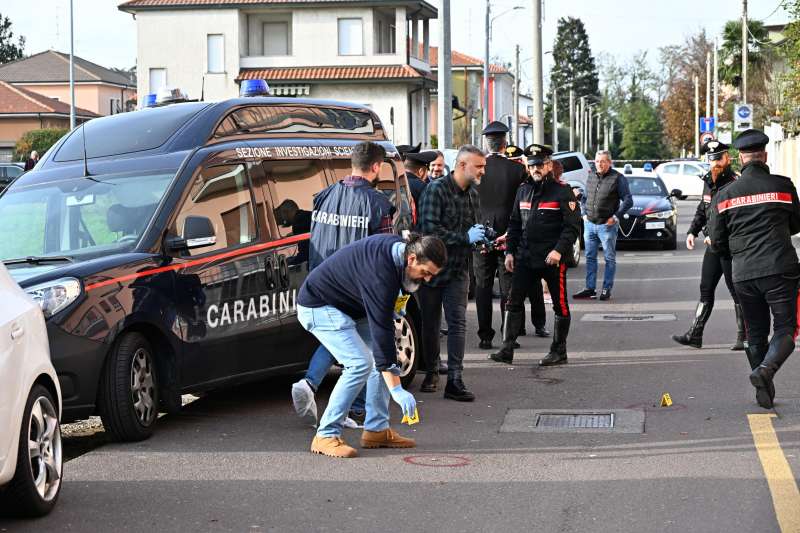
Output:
[672,139,744,350]
[490,145,581,366]
[710,129,800,409]
[417,145,486,400]
[404,151,438,208]
[573,150,633,301]
[429,150,448,181]
[291,141,395,427]
[474,121,528,350]
[297,233,446,457]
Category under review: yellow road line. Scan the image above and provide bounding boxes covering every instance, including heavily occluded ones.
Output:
[748,414,800,533]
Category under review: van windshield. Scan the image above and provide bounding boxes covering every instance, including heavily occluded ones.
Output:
[0,172,174,262]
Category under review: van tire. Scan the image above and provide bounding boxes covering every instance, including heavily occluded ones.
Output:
[98,332,159,442]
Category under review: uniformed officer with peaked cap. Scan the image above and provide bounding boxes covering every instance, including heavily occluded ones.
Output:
[491,144,581,366]
[505,144,525,162]
[472,120,529,349]
[404,150,438,207]
[672,138,743,351]
[396,143,422,157]
[710,129,800,409]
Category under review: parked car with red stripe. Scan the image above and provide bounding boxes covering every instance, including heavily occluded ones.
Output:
[0,96,418,441]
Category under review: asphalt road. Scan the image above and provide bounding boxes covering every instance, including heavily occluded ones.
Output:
[3,200,799,533]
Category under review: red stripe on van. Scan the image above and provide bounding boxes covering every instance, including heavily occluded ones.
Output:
[85,233,311,292]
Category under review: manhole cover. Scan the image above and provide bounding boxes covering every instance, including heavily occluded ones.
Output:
[536,413,613,429]
[500,409,644,433]
[402,455,471,468]
[581,313,676,322]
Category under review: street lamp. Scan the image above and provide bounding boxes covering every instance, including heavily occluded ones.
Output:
[484,3,524,128]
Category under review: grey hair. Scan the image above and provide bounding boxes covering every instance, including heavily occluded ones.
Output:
[456,144,486,163]
[485,134,507,153]
[595,150,612,161]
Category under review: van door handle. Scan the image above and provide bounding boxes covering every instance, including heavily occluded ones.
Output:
[264,257,276,290]
[277,255,290,290]
[11,322,24,340]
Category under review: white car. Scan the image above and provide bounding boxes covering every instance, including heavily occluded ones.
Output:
[655,160,709,197]
[0,263,62,517]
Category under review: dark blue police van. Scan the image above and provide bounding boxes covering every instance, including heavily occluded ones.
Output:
[0,92,419,441]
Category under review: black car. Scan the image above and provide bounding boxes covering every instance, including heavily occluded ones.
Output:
[0,95,419,442]
[617,174,682,249]
[0,162,24,192]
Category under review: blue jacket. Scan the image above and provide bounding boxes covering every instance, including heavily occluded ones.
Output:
[308,176,394,270]
[298,235,404,371]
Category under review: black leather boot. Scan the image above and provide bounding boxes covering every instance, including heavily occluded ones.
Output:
[745,343,768,371]
[750,335,794,409]
[731,304,746,351]
[489,309,522,365]
[444,377,475,402]
[671,301,713,348]
[420,372,438,393]
[539,316,570,366]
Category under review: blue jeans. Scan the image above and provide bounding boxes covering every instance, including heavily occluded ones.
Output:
[584,219,619,291]
[304,344,367,414]
[297,304,391,438]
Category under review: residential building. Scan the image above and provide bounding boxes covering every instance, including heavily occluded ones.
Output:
[119,0,437,147]
[0,81,98,161]
[0,50,136,117]
[428,46,514,147]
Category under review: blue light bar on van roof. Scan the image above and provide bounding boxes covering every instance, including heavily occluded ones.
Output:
[143,93,157,108]
[240,79,270,97]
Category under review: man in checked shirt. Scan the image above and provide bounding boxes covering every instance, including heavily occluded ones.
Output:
[417,145,487,401]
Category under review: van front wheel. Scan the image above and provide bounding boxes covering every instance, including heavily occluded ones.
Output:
[98,332,159,442]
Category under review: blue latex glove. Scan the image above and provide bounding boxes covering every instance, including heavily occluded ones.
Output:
[389,384,417,417]
[467,224,486,244]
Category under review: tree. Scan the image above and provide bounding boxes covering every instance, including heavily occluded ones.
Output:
[0,13,25,64]
[719,20,774,95]
[780,1,800,132]
[619,99,663,160]
[545,17,599,143]
[14,128,68,161]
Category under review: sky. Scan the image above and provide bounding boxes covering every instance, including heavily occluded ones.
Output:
[1,0,791,79]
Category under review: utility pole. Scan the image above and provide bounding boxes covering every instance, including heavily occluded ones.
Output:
[587,105,593,154]
[742,0,748,104]
[604,120,609,151]
[596,112,601,149]
[713,37,719,135]
[705,51,711,118]
[69,0,75,130]
[609,120,615,152]
[531,0,544,143]
[437,0,453,149]
[483,0,490,127]
[513,44,520,145]
[569,89,575,151]
[694,75,700,156]
[552,85,558,151]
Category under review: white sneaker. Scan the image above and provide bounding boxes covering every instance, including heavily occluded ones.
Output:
[342,417,363,429]
[291,379,317,423]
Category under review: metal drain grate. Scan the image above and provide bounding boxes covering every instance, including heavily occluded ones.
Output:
[536,413,613,429]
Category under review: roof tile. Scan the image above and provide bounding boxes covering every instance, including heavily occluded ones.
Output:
[0,81,99,117]
[0,50,135,86]
[238,65,431,81]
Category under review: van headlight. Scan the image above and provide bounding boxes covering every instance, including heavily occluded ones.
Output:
[647,209,675,220]
[25,278,82,318]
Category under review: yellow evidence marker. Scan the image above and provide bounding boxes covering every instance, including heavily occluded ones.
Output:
[660,393,673,407]
[401,408,420,425]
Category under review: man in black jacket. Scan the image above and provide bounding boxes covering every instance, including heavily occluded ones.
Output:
[710,129,800,409]
[574,150,632,301]
[404,151,438,208]
[490,144,581,366]
[672,139,743,350]
[474,121,530,350]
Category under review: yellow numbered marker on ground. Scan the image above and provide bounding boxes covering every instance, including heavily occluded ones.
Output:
[401,408,420,425]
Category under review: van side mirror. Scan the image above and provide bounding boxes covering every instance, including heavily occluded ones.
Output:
[167,216,217,252]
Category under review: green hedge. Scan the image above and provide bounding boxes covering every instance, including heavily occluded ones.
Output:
[14,128,69,161]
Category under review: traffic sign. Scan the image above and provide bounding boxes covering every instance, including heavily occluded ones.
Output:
[700,132,714,145]
[699,117,715,133]
[734,103,753,132]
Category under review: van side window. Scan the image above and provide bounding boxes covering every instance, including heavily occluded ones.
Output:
[174,163,257,256]
[263,160,325,239]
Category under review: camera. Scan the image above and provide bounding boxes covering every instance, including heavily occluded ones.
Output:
[474,222,504,252]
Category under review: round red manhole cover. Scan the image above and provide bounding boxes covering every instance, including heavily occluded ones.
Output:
[402,455,471,468]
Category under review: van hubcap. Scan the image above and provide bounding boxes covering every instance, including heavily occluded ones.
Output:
[131,348,156,426]
[28,396,62,501]
[394,316,415,377]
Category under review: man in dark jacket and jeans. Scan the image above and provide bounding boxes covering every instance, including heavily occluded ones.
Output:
[417,145,486,401]
[574,150,632,301]
[710,129,800,409]
[490,144,581,366]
